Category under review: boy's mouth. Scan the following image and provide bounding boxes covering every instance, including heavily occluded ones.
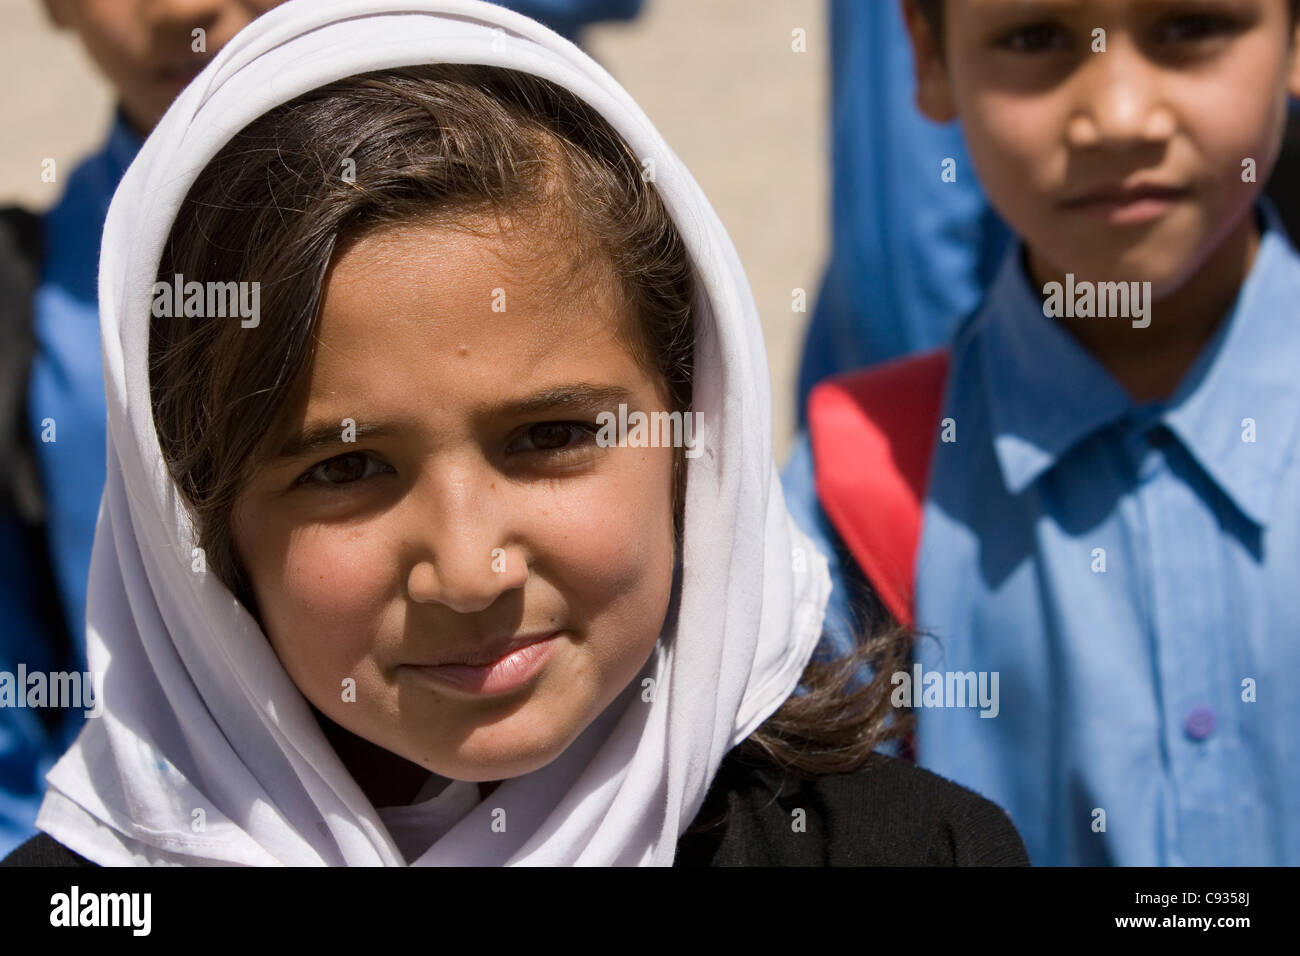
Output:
[1060,182,1192,226]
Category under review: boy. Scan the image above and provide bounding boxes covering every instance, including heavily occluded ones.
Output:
[784,0,1300,865]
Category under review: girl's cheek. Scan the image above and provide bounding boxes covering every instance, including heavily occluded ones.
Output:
[267,528,392,661]
[535,450,677,623]
[258,444,675,647]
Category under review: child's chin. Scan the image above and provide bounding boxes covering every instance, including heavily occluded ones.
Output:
[1076,216,1213,282]
[1029,231,1205,291]
[433,752,562,784]
[431,730,574,783]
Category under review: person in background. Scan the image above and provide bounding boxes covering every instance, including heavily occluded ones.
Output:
[794,0,1300,423]
[794,0,1013,424]
[784,0,1300,727]
[0,0,643,859]
[786,0,1300,865]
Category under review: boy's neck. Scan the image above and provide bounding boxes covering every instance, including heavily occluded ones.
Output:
[1028,212,1261,404]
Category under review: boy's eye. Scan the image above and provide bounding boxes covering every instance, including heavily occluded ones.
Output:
[996,21,1071,53]
[508,421,597,455]
[1156,13,1237,43]
[296,451,394,488]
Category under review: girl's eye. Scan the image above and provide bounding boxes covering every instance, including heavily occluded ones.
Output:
[508,421,597,455]
[1157,13,1237,43]
[296,451,394,488]
[997,21,1071,53]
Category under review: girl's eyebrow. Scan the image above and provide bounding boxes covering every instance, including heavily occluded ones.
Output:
[497,384,633,417]
[273,421,396,462]
[272,384,635,462]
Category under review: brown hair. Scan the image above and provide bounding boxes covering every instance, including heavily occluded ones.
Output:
[149,64,911,782]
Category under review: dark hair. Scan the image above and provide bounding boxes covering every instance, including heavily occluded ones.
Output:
[149,64,910,779]
[914,0,1300,50]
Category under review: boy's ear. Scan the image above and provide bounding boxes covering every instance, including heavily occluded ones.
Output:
[901,0,957,123]
[1289,17,1300,99]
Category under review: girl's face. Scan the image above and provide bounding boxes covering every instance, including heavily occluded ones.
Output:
[231,217,678,785]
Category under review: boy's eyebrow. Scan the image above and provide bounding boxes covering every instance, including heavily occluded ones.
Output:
[271,384,635,462]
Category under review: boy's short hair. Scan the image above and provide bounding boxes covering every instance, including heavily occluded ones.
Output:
[915,0,1300,47]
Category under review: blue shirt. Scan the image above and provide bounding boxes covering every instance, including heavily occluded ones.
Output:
[795,0,1010,423]
[784,205,1300,866]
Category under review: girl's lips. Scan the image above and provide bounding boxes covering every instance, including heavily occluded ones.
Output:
[402,633,562,695]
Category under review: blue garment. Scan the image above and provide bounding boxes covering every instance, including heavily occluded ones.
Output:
[495,0,641,40]
[28,114,140,665]
[782,438,901,758]
[0,514,69,855]
[783,435,857,659]
[786,203,1300,866]
[795,0,1010,424]
[2,112,141,859]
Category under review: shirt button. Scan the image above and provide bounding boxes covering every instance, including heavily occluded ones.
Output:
[1184,705,1216,741]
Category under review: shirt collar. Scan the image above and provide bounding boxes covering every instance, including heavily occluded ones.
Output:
[979,202,1300,527]
[1161,201,1300,527]
[980,244,1133,496]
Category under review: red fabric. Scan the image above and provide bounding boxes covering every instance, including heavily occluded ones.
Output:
[806,349,949,631]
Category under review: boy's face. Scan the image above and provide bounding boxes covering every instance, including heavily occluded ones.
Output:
[231,217,678,786]
[44,0,285,134]
[906,0,1300,294]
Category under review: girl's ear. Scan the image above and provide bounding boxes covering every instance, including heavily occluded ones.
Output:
[901,0,958,123]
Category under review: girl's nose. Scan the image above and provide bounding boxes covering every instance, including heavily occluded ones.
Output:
[404,467,529,614]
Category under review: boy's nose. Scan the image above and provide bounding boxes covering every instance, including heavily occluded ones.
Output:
[1067,46,1176,149]
[404,468,529,614]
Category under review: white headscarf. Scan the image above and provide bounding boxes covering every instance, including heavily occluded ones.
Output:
[36,0,830,866]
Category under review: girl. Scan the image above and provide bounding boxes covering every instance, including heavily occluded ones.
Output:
[4,0,1026,866]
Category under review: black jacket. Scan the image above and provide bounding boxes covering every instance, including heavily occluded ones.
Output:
[675,749,1026,865]
[3,749,1027,866]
